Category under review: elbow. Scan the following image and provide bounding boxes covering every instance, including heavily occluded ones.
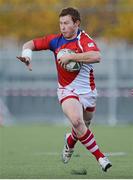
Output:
[88,51,101,63]
[94,52,101,63]
[96,55,101,63]
[23,42,29,50]
[23,40,35,50]
[92,55,101,63]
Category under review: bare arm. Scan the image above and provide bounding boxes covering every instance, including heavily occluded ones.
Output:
[58,51,101,66]
[70,51,101,63]
[17,40,35,71]
[22,40,35,50]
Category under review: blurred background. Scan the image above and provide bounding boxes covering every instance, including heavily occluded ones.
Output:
[0,0,133,126]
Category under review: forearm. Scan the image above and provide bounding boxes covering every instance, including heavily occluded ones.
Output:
[22,40,35,60]
[71,51,101,64]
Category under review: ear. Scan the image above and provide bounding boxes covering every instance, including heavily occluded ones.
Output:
[75,20,80,27]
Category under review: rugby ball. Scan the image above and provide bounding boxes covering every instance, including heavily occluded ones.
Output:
[57,49,82,72]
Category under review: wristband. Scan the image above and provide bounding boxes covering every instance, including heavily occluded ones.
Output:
[22,49,32,60]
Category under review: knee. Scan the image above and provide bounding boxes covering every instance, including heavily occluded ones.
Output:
[71,115,84,130]
[84,116,92,127]
[85,119,91,127]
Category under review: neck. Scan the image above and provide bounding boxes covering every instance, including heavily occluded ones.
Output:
[66,29,79,40]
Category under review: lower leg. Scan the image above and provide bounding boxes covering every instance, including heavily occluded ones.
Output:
[67,128,78,148]
[62,98,87,148]
[78,128,105,160]
[67,110,94,149]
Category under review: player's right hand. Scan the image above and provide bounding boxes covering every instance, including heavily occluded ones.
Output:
[16,56,32,71]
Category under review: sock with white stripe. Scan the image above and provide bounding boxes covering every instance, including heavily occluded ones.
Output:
[78,129,105,160]
[67,128,78,148]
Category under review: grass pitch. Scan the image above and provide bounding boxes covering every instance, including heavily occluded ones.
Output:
[0,124,133,179]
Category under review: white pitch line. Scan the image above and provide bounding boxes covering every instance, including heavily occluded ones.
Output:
[104,152,127,156]
[33,151,127,157]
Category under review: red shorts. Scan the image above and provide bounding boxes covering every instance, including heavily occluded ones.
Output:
[57,88,97,112]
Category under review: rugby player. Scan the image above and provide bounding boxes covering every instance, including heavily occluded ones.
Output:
[17,7,112,172]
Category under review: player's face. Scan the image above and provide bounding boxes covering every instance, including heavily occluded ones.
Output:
[59,15,80,40]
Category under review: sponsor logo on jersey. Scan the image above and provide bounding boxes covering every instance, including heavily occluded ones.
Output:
[88,42,94,47]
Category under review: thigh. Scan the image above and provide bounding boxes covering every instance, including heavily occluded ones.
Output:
[61,98,87,136]
[57,88,82,120]
[62,98,83,122]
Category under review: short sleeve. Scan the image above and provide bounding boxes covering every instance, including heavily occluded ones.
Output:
[33,34,58,51]
[80,34,100,52]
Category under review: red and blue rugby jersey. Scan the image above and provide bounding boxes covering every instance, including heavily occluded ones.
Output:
[33,29,100,94]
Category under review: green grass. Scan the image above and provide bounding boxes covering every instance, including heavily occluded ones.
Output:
[0,124,133,179]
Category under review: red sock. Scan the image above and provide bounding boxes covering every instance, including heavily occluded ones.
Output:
[71,128,78,141]
[67,128,78,148]
[78,129,105,160]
